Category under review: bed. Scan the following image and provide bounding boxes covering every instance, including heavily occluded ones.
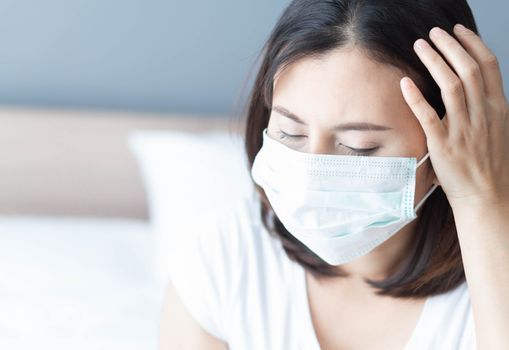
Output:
[0,106,251,349]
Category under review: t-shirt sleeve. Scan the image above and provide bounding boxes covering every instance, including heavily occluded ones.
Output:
[166,209,233,342]
[460,305,477,350]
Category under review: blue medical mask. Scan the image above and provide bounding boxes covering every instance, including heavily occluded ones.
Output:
[250,128,439,265]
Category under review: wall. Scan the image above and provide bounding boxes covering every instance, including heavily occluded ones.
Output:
[0,0,505,115]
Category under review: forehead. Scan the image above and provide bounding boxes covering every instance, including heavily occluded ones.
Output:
[272,47,410,124]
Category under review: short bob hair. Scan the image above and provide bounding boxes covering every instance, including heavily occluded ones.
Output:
[244,0,479,298]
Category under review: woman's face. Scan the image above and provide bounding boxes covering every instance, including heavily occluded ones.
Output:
[267,46,437,205]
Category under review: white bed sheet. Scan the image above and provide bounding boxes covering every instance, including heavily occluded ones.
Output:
[0,216,165,350]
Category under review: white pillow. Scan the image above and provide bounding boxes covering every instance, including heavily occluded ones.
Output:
[128,129,255,283]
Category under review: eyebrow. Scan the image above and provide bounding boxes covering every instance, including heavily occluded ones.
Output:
[272,105,392,132]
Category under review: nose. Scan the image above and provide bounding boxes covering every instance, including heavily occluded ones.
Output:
[307,137,336,155]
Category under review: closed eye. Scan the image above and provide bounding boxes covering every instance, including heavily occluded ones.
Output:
[275,130,306,140]
[276,130,379,156]
[341,145,379,156]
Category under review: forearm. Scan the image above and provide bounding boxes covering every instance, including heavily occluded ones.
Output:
[452,201,509,350]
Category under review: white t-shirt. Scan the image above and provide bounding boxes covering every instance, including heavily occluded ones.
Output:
[167,193,476,349]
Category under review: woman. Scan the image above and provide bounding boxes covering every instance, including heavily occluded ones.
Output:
[160,0,509,349]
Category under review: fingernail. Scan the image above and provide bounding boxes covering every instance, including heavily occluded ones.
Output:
[430,27,445,38]
[401,77,413,91]
[455,23,469,33]
[414,39,428,52]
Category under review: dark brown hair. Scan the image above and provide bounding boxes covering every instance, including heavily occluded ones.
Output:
[243,0,478,298]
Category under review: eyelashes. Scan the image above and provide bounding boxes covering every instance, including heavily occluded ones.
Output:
[275,130,305,140]
[343,146,378,156]
[275,130,379,156]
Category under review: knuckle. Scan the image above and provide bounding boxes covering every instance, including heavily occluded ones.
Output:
[498,102,509,117]
[412,94,426,106]
[421,109,437,123]
[483,53,499,68]
[463,64,481,80]
[430,54,442,66]
[444,80,463,95]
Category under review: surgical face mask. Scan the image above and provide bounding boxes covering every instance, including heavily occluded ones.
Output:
[250,128,439,265]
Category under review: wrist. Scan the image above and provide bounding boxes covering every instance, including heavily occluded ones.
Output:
[450,195,509,222]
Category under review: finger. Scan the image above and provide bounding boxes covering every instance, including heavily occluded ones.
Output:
[453,24,506,101]
[400,77,447,145]
[413,38,469,131]
[429,27,485,119]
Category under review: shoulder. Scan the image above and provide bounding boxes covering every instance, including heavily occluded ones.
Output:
[166,193,289,341]
[169,192,283,269]
[426,281,476,349]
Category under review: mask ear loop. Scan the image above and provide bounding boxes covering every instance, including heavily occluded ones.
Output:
[416,152,431,168]
[415,183,439,211]
[414,152,439,211]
